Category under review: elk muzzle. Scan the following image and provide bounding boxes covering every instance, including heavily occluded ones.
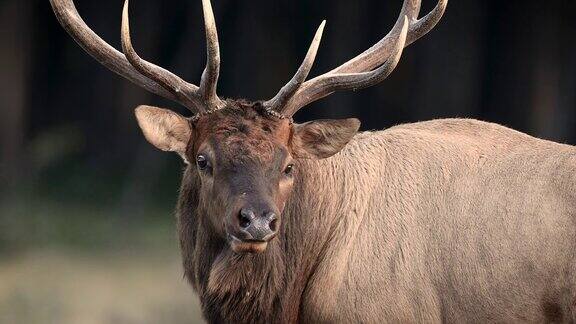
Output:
[228,200,280,253]
[238,207,278,241]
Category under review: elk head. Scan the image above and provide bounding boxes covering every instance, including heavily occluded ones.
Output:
[50,0,447,253]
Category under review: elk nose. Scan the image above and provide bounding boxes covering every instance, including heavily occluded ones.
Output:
[238,208,278,241]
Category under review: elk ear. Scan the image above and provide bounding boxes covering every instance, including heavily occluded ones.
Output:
[135,105,192,161]
[290,118,360,159]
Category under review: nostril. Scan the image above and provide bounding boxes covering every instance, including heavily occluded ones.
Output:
[269,218,278,232]
[266,212,278,232]
[239,215,251,229]
[239,209,254,229]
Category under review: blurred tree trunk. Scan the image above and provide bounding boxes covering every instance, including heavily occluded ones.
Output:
[0,1,30,191]
[412,0,486,120]
[529,1,563,141]
[558,0,576,142]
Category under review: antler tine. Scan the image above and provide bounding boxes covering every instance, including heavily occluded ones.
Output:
[277,0,448,117]
[280,17,409,117]
[334,0,447,75]
[330,0,422,75]
[407,0,448,46]
[51,0,229,114]
[199,0,225,109]
[49,0,180,105]
[263,20,326,113]
[121,0,204,110]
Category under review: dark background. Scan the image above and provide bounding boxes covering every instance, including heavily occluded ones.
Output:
[0,0,575,322]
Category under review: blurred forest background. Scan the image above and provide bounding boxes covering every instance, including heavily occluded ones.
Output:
[1,0,575,323]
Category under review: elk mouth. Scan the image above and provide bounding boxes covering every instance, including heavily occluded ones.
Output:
[227,234,270,254]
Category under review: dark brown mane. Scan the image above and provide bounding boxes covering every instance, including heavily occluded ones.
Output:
[176,134,341,323]
[177,166,289,323]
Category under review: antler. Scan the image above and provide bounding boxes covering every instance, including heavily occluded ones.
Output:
[267,0,448,117]
[50,0,225,113]
[51,0,446,117]
[263,21,326,113]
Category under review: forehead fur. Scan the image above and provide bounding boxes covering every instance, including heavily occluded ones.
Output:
[191,100,292,163]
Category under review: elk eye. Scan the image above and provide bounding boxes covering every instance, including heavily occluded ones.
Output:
[283,164,294,176]
[196,155,209,170]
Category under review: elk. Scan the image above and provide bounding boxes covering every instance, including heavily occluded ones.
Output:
[50,0,576,322]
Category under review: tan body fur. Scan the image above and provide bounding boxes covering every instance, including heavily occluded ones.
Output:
[298,118,576,322]
[178,118,576,323]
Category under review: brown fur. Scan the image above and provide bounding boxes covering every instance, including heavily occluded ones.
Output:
[139,101,576,323]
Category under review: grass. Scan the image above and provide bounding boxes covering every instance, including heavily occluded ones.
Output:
[0,188,205,323]
[0,249,204,324]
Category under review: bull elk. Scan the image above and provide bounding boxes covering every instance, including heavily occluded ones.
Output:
[50,0,576,322]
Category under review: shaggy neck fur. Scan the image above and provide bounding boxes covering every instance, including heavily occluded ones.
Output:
[176,147,359,323]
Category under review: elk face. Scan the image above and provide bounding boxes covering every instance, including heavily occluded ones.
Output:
[135,102,359,253]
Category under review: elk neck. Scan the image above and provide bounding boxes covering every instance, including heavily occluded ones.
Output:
[175,143,371,323]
